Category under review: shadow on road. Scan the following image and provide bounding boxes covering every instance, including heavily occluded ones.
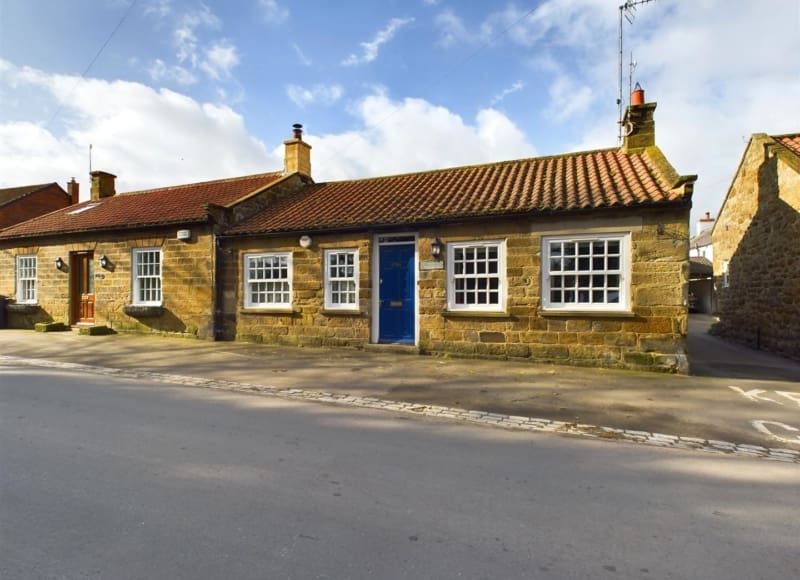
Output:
[688,314,800,382]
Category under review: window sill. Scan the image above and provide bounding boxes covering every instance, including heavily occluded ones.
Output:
[321,309,363,316]
[6,303,40,314]
[240,307,298,315]
[123,304,164,318]
[540,309,635,318]
[443,309,510,318]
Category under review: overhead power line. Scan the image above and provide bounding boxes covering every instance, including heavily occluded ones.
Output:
[45,0,140,131]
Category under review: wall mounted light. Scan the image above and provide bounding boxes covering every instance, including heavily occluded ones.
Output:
[99,255,109,269]
[177,229,191,241]
[430,238,443,259]
[54,256,64,270]
[299,235,312,249]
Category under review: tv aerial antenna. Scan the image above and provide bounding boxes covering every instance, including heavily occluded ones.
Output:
[617,0,657,143]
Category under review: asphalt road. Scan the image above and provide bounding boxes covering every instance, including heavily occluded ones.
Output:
[2,366,798,580]
[2,322,800,449]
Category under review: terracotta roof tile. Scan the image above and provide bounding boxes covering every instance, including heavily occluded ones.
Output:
[228,147,689,236]
[0,172,283,240]
[775,133,800,158]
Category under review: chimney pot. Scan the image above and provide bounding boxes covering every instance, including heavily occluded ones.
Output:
[621,85,656,153]
[292,123,303,140]
[631,82,645,106]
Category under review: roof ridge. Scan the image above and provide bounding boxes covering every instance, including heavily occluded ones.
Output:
[119,170,283,196]
[0,182,56,193]
[313,146,623,186]
[770,132,800,139]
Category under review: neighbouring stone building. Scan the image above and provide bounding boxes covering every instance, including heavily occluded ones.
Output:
[0,169,307,336]
[0,181,75,230]
[712,132,800,360]
[220,92,696,373]
[688,212,715,313]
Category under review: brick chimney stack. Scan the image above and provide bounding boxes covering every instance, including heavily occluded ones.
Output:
[67,177,80,204]
[283,123,312,177]
[90,171,116,201]
[622,83,657,153]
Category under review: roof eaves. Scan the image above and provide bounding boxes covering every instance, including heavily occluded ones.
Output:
[769,135,800,173]
[222,197,691,239]
[0,215,212,242]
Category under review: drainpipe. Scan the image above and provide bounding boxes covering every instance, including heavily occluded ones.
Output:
[213,236,224,341]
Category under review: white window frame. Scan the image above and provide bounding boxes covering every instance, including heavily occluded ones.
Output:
[446,240,506,313]
[243,252,293,309]
[132,247,162,306]
[324,248,359,310]
[16,255,37,304]
[541,233,630,312]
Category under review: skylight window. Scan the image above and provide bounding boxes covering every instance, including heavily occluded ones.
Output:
[68,203,101,215]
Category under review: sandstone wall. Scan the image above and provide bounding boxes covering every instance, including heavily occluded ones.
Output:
[0,227,217,337]
[713,137,800,359]
[222,206,690,372]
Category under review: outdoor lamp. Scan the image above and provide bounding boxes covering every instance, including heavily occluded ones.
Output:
[54,257,64,270]
[99,255,109,269]
[430,238,443,259]
[299,235,312,249]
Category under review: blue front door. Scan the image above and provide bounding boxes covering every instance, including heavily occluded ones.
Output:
[379,243,415,343]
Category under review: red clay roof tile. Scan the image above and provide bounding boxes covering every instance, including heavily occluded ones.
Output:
[228,147,689,236]
[0,172,283,240]
[775,133,800,158]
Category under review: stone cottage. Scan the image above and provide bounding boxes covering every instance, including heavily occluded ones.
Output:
[220,92,696,372]
[0,169,308,336]
[712,132,800,359]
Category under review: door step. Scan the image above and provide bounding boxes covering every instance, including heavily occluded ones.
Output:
[75,325,115,336]
[364,343,419,355]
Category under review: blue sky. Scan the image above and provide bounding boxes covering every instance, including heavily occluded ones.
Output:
[1,0,799,232]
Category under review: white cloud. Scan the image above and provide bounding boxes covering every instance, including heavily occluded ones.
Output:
[435,1,612,51]
[545,75,592,121]
[148,59,197,85]
[292,43,312,67]
[148,5,240,86]
[1,62,537,198]
[434,9,474,48]
[258,0,289,24]
[300,90,537,181]
[490,80,525,106]
[172,4,220,69]
[143,0,172,20]
[200,40,240,80]
[341,17,415,66]
[286,84,344,108]
[0,60,277,195]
